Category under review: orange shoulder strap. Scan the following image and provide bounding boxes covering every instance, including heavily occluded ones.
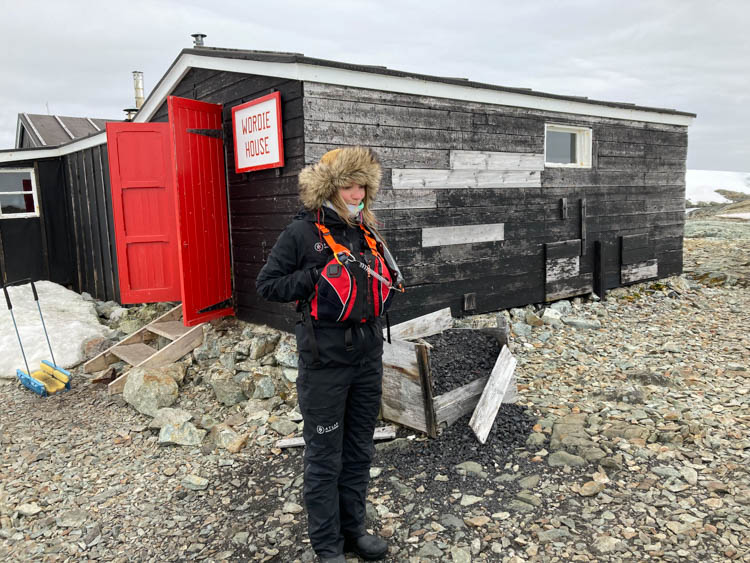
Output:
[359,224,383,259]
[315,223,351,261]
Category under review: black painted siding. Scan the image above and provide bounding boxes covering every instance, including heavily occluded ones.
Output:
[62,145,119,302]
[297,83,686,325]
[152,68,305,329]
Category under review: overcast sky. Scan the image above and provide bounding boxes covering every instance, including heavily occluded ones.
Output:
[1,0,747,171]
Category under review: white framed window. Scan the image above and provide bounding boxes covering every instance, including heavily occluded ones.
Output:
[544,124,592,168]
[0,168,40,219]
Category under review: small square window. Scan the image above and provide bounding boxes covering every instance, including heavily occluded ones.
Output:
[545,124,592,168]
[0,169,39,219]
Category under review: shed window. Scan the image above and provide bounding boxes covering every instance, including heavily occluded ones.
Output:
[545,124,592,168]
[0,169,39,219]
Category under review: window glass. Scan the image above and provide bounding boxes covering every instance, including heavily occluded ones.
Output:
[546,130,577,164]
[0,169,38,218]
[0,194,34,214]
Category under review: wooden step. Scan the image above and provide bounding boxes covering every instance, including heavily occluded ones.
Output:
[148,320,191,340]
[111,343,158,367]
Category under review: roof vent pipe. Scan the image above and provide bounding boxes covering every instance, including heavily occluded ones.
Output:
[133,71,144,109]
[123,108,138,121]
[191,33,206,47]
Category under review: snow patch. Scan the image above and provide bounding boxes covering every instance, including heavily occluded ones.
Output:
[686,170,750,204]
[1,281,114,380]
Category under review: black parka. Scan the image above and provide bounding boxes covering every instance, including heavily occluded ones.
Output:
[255,206,370,305]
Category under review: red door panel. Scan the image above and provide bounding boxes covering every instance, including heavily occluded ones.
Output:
[168,96,234,326]
[106,123,181,304]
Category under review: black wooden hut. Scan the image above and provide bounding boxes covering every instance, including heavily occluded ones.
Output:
[0,46,694,330]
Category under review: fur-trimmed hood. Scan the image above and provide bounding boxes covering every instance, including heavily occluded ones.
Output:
[298,146,382,210]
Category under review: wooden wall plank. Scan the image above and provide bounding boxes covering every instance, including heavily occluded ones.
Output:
[546,274,593,301]
[450,150,544,171]
[545,239,581,259]
[392,169,541,189]
[546,256,579,282]
[621,259,659,284]
[422,223,505,247]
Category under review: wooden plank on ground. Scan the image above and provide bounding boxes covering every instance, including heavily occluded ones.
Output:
[275,425,397,449]
[84,304,183,372]
[392,169,541,189]
[434,373,518,427]
[111,343,157,367]
[422,223,504,247]
[388,307,453,341]
[469,346,517,444]
[148,320,191,340]
[107,323,204,395]
[450,150,544,171]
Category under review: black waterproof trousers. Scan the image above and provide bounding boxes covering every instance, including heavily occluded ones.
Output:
[295,320,383,559]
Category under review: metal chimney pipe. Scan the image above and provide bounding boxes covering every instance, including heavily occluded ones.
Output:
[132,71,144,109]
[123,108,138,121]
[191,33,206,47]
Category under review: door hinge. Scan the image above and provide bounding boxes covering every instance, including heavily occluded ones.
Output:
[197,298,233,314]
[186,128,223,139]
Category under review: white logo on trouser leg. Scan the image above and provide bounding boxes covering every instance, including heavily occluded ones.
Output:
[317,422,339,434]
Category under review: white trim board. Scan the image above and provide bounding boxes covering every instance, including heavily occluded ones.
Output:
[0,132,106,163]
[138,53,694,127]
[1,51,694,166]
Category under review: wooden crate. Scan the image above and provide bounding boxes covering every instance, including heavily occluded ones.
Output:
[381,308,516,438]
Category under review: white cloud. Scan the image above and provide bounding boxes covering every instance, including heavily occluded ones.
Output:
[1,0,748,170]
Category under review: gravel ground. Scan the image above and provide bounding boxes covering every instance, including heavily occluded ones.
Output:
[1,217,749,562]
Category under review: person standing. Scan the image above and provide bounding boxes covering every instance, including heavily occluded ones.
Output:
[256,146,403,562]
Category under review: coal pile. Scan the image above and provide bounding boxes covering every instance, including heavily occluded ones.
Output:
[375,404,535,480]
[423,329,501,395]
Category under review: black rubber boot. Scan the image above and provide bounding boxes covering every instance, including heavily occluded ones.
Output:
[344,534,388,560]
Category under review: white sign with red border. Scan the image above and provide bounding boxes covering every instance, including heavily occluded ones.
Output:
[232,92,284,173]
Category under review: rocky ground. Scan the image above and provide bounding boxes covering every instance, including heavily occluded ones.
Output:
[1,217,749,563]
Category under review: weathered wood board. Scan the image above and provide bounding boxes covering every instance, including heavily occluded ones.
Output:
[388,307,453,341]
[392,169,541,189]
[449,150,544,171]
[621,259,659,284]
[422,223,505,247]
[276,425,397,449]
[469,345,517,444]
[381,337,428,433]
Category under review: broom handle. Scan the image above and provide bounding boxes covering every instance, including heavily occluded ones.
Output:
[3,285,32,377]
[30,281,56,367]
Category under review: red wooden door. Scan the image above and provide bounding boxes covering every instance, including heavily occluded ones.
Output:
[106,123,181,304]
[168,96,234,326]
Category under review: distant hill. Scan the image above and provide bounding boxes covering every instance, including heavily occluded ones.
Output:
[686,170,750,205]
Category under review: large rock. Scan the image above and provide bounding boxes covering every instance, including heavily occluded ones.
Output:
[273,336,299,368]
[249,333,281,360]
[548,451,586,467]
[252,376,276,399]
[159,421,206,446]
[123,367,179,416]
[211,380,246,406]
[193,337,220,362]
[209,423,247,452]
[149,408,193,429]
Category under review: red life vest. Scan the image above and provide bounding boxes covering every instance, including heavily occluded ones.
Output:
[310,222,395,322]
